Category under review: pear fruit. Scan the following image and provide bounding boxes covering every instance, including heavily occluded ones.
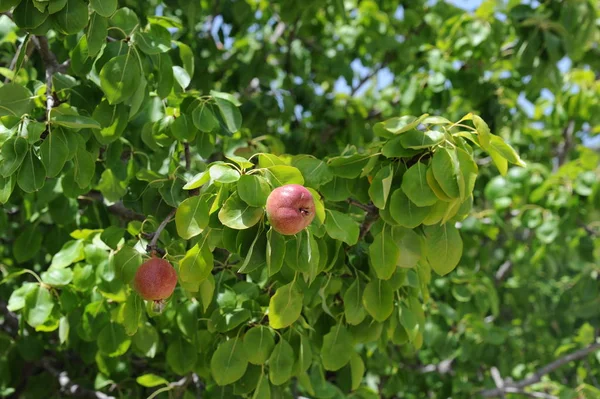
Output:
[266,184,315,235]
[134,257,178,301]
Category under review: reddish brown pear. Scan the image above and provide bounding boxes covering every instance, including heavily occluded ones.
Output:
[133,257,178,301]
[266,184,315,235]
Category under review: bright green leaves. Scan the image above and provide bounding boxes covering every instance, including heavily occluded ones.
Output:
[472,115,525,175]
[266,228,285,276]
[98,322,131,356]
[237,175,270,207]
[321,323,353,371]
[219,193,264,230]
[292,155,333,188]
[374,114,428,138]
[54,0,89,34]
[369,226,400,280]
[268,338,295,386]
[363,279,393,322]
[134,24,171,54]
[113,245,142,284]
[40,130,70,177]
[0,136,28,177]
[325,210,359,245]
[90,0,117,17]
[73,144,96,189]
[264,165,304,187]
[269,282,303,329]
[179,243,213,291]
[0,83,33,117]
[344,280,366,325]
[175,196,209,239]
[24,285,54,328]
[99,52,142,105]
[402,162,437,206]
[423,223,463,276]
[211,338,248,386]
[17,150,46,193]
[211,90,242,133]
[389,189,430,228]
[432,148,464,200]
[328,153,370,178]
[368,164,394,209]
[50,240,84,269]
[192,103,218,132]
[243,326,275,365]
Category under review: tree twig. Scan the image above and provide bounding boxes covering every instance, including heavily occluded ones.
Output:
[0,300,19,338]
[79,191,146,222]
[479,343,600,397]
[555,120,575,171]
[350,62,387,96]
[41,358,116,399]
[183,142,191,170]
[146,208,176,253]
[495,260,513,283]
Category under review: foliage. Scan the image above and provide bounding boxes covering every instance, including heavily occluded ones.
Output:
[0,0,599,399]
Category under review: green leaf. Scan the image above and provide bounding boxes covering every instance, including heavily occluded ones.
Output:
[177,41,194,77]
[401,162,438,207]
[472,114,491,148]
[109,7,139,35]
[0,83,33,117]
[362,279,393,322]
[134,23,171,54]
[0,0,22,13]
[324,210,359,245]
[192,103,218,132]
[268,338,295,386]
[218,193,264,230]
[123,294,142,335]
[368,164,394,209]
[136,374,168,388]
[175,196,209,239]
[54,0,89,34]
[156,52,173,98]
[423,223,463,276]
[179,243,213,288]
[432,148,464,199]
[13,224,42,263]
[344,280,366,325]
[369,226,400,280]
[395,228,421,268]
[210,164,240,183]
[487,135,526,166]
[211,307,251,332]
[266,228,285,276]
[253,374,271,399]
[59,316,69,344]
[73,145,96,189]
[381,136,420,158]
[13,0,47,29]
[456,147,478,195]
[167,338,197,374]
[90,0,116,17]
[173,66,191,90]
[0,174,16,204]
[399,129,444,149]
[292,155,333,188]
[373,115,428,137]
[183,171,210,190]
[17,150,46,193]
[212,95,242,133]
[264,165,305,187]
[40,129,69,177]
[97,323,131,356]
[1,136,28,177]
[211,338,248,386]
[87,13,108,57]
[328,154,370,178]
[113,246,142,284]
[24,285,54,328]
[243,326,275,365]
[50,240,84,269]
[389,189,430,228]
[170,114,196,141]
[426,166,453,201]
[198,274,215,311]
[269,282,303,329]
[350,353,365,391]
[133,322,159,358]
[238,175,271,207]
[99,53,142,104]
[51,114,101,130]
[41,268,73,286]
[321,323,353,371]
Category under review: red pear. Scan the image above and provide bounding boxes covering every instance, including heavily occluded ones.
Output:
[266,184,315,235]
[133,257,178,301]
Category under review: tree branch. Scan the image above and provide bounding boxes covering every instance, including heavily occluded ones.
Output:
[346,199,379,241]
[41,358,116,399]
[350,62,387,96]
[146,208,176,253]
[555,120,575,171]
[79,191,145,222]
[479,343,600,397]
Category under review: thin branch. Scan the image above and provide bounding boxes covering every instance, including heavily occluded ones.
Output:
[183,142,191,170]
[350,62,387,96]
[147,208,177,253]
[479,343,600,397]
[0,300,19,338]
[495,260,513,283]
[555,120,575,171]
[502,387,557,399]
[80,191,146,222]
[41,358,116,399]
[347,198,375,213]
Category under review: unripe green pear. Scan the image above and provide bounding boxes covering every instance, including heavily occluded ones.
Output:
[266,184,315,235]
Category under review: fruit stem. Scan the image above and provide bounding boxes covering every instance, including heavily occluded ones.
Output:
[146,208,176,254]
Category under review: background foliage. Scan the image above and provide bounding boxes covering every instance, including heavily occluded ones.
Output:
[0,0,599,398]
